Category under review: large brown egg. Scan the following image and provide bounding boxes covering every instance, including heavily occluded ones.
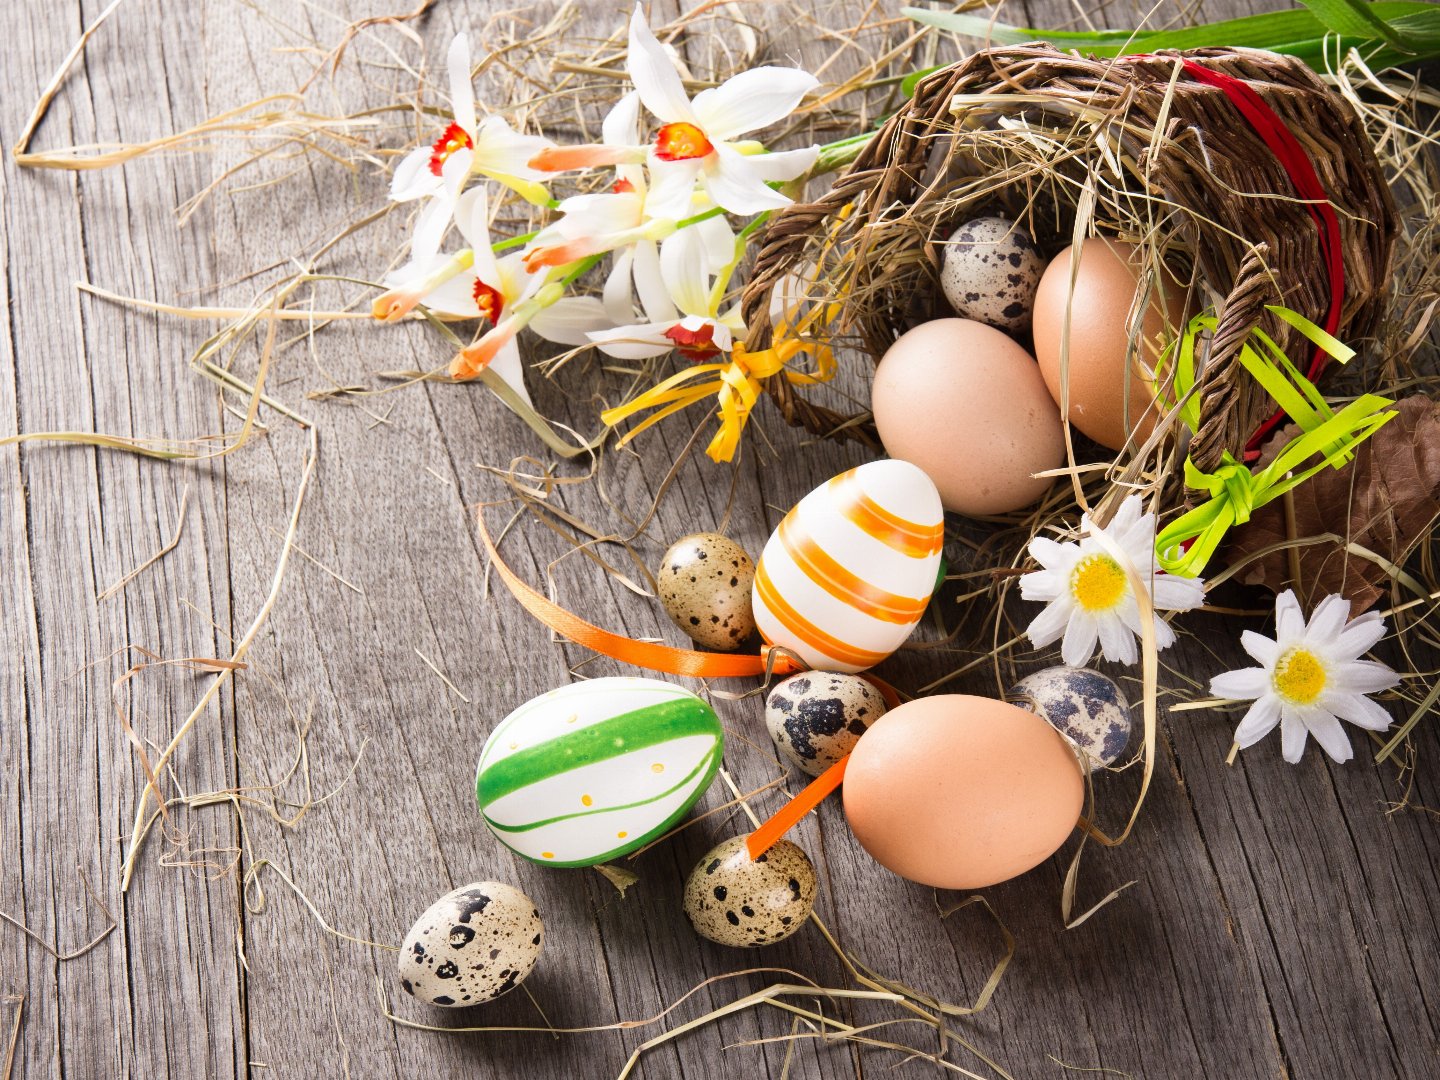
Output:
[842,695,1084,890]
[871,319,1065,516]
[1032,238,1187,451]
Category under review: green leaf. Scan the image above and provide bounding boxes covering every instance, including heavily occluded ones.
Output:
[1299,0,1417,51]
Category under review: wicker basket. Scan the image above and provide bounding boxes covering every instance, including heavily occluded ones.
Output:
[741,44,1397,471]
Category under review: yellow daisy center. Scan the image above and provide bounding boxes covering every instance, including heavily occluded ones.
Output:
[1070,554,1127,612]
[1272,647,1327,705]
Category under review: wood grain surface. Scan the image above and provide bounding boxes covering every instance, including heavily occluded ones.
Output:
[2,1,1438,1078]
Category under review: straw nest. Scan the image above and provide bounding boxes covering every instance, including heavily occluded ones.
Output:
[742,44,1398,473]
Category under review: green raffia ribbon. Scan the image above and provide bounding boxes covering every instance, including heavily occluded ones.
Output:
[1152,305,1398,577]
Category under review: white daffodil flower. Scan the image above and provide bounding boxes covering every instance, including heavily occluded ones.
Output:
[585,224,744,361]
[528,4,819,219]
[389,33,554,255]
[1020,495,1206,666]
[1210,590,1399,764]
[376,185,544,403]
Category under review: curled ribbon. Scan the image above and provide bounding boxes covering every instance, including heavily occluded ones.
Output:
[1156,394,1397,576]
[600,320,837,464]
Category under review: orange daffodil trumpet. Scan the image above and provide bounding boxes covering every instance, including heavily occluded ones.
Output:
[388,33,555,254]
[528,4,820,219]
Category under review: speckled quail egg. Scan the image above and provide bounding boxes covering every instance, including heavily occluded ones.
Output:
[398,881,543,1007]
[765,672,888,778]
[657,533,756,651]
[684,836,817,948]
[1007,666,1132,772]
[939,216,1045,331]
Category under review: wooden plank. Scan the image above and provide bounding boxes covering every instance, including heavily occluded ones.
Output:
[3,0,1439,1078]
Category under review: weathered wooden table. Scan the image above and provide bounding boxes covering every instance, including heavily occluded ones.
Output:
[3,1,1438,1077]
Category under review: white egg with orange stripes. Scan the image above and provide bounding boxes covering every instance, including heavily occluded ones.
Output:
[751,460,944,673]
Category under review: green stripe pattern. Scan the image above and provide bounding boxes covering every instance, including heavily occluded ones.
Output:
[475,678,724,868]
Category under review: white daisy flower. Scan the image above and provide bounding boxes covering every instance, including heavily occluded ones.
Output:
[1210,590,1399,764]
[1020,495,1205,667]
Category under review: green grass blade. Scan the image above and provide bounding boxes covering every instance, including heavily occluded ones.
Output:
[1299,0,1417,50]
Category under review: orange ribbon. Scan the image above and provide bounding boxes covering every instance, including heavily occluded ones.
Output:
[478,508,907,857]
[477,509,798,680]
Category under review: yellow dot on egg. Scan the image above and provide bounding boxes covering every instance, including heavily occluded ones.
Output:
[617,831,628,839]
[581,794,593,807]
[509,742,519,750]
[651,762,665,774]
[566,713,578,724]
[541,852,555,859]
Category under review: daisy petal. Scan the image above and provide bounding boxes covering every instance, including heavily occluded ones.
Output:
[1018,568,1062,602]
[1210,667,1268,700]
[1334,610,1387,659]
[1098,616,1138,666]
[1324,691,1394,732]
[1061,611,1100,667]
[1305,593,1352,647]
[1301,707,1353,763]
[1274,589,1305,644]
[1240,630,1280,668]
[1150,573,1205,612]
[1329,659,1400,696]
[691,66,818,140]
[1233,694,1281,748]
[627,4,697,125]
[1025,597,1073,649]
[1028,536,1071,570]
[1279,707,1309,763]
[1150,613,1177,651]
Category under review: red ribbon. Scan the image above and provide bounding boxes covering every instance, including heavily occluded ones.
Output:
[1135,56,1346,461]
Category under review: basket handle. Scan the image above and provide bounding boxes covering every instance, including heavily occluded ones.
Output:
[1189,247,1274,472]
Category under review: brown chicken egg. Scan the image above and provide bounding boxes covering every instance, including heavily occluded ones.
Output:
[1031,238,1187,451]
[842,695,1084,890]
[871,319,1066,516]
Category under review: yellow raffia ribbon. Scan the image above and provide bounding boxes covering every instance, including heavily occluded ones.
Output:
[601,310,838,463]
[1153,304,1396,577]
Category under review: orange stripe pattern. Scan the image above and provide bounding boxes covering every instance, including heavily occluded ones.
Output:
[828,472,943,558]
[777,514,927,625]
[752,461,945,674]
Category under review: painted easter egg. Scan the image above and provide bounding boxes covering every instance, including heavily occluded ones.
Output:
[765,672,888,778]
[476,677,724,867]
[752,460,944,673]
[1008,666,1132,771]
[397,881,543,1007]
[683,836,817,948]
[656,532,756,651]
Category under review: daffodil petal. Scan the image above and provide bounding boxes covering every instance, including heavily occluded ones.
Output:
[644,157,704,222]
[588,320,677,360]
[741,145,821,183]
[391,146,439,202]
[486,338,532,406]
[631,238,675,324]
[447,33,477,136]
[627,3,697,125]
[690,66,818,141]
[659,226,712,317]
[423,273,482,318]
[529,296,616,346]
[412,196,452,260]
[701,145,793,215]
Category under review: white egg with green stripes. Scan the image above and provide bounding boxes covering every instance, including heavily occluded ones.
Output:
[476,677,724,867]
